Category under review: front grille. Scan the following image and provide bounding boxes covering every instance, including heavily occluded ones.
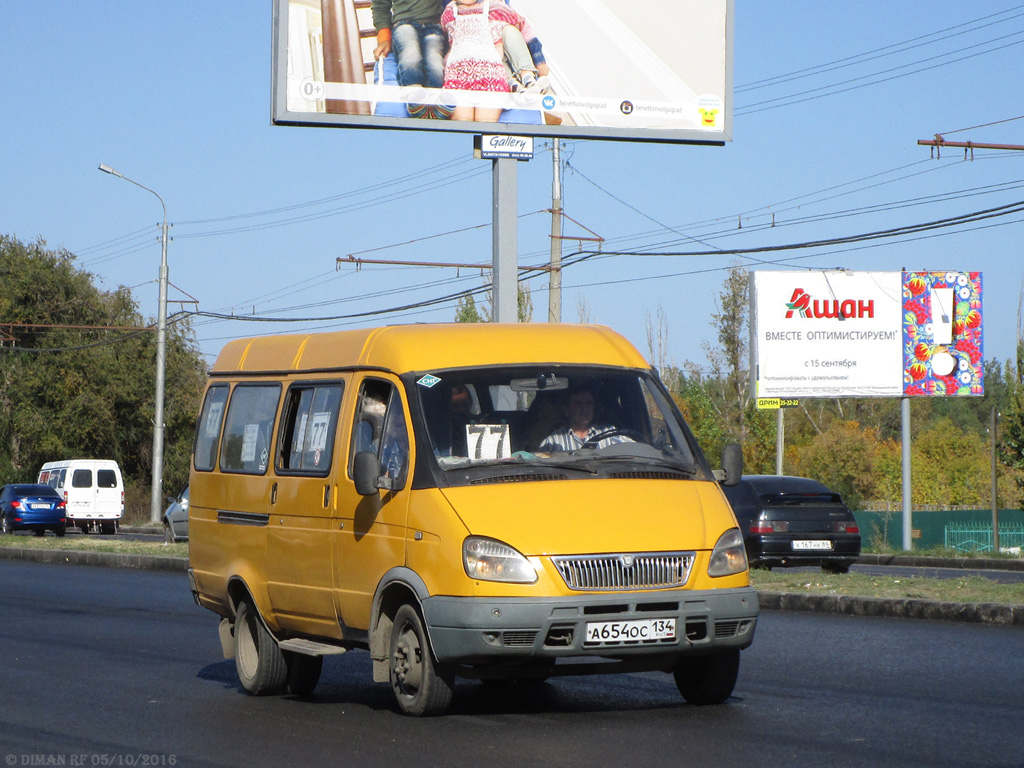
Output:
[552,552,694,591]
[715,620,741,639]
[502,630,538,648]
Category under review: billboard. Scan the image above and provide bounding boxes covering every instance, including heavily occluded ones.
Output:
[751,271,984,399]
[272,0,733,144]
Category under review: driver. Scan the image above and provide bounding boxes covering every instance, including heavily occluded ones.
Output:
[539,387,631,452]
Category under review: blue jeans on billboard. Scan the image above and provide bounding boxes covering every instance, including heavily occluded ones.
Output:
[392,22,445,89]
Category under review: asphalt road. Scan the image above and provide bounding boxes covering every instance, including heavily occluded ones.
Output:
[2,560,1023,767]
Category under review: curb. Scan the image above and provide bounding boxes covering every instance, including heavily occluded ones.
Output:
[857,553,1024,572]
[757,591,1024,626]
[0,547,187,573]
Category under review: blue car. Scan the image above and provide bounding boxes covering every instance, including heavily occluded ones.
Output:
[0,484,68,537]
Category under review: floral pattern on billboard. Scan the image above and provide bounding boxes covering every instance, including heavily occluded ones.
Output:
[902,271,983,396]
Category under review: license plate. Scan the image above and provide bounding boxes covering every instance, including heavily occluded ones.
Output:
[584,618,676,645]
[792,539,833,551]
[30,503,51,510]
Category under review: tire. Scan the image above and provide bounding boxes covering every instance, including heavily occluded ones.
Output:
[283,652,323,696]
[389,604,454,716]
[100,521,116,536]
[163,524,174,544]
[0,513,9,534]
[79,523,90,535]
[34,529,46,537]
[673,648,740,706]
[822,561,850,574]
[234,600,287,696]
[54,525,66,537]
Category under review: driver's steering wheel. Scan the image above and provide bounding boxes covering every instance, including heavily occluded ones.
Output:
[580,428,642,449]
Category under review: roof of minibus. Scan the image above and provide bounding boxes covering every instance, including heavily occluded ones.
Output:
[211,324,650,375]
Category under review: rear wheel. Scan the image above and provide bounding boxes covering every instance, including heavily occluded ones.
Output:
[389,604,454,716]
[822,561,851,574]
[100,521,116,536]
[673,648,740,705]
[283,652,323,696]
[54,525,66,537]
[34,529,45,537]
[0,513,9,534]
[234,599,287,696]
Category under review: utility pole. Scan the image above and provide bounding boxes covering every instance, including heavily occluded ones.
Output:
[548,139,563,323]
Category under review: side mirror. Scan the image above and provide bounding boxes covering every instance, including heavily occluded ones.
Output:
[717,443,743,486]
[353,451,382,496]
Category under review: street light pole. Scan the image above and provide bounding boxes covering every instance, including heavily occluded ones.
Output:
[99,163,169,525]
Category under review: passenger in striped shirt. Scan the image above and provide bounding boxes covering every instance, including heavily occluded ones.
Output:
[539,388,631,452]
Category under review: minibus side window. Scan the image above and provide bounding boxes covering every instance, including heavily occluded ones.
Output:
[219,384,282,475]
[194,385,230,472]
[350,380,409,491]
[277,383,344,475]
[97,470,117,488]
[72,469,93,488]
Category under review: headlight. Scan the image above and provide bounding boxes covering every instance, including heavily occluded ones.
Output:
[463,537,537,583]
[707,528,748,578]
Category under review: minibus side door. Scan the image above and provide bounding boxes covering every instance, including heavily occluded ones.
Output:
[267,379,347,639]
[333,375,413,633]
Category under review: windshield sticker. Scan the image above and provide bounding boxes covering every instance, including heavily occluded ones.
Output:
[466,423,511,462]
[417,374,441,388]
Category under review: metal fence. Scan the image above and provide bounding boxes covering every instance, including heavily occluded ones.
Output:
[944,523,1024,554]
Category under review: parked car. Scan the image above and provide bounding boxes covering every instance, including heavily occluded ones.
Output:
[162,485,189,543]
[0,484,67,537]
[722,475,861,573]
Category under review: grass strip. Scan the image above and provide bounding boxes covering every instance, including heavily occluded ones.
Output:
[751,569,1024,607]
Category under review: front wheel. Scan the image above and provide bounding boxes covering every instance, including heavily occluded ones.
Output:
[163,524,174,544]
[673,648,740,706]
[234,599,287,696]
[389,604,454,716]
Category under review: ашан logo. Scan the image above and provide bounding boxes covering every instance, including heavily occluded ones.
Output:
[785,288,874,320]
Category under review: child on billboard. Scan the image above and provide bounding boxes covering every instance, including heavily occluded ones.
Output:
[441,0,548,122]
[372,0,452,118]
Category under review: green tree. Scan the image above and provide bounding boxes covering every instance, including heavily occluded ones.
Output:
[791,420,884,511]
[0,235,207,512]
[454,284,533,323]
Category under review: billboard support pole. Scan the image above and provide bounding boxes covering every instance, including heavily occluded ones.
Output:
[775,408,784,475]
[492,157,518,323]
[901,397,913,550]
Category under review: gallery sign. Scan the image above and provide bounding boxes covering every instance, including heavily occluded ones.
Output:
[750,271,983,399]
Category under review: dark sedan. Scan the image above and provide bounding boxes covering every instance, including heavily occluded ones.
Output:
[0,484,67,537]
[722,475,861,573]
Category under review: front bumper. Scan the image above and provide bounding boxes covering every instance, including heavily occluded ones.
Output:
[422,586,758,665]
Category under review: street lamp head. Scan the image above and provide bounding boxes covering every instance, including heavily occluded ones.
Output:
[98,163,123,178]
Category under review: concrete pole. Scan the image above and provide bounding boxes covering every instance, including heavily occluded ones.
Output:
[548,139,563,323]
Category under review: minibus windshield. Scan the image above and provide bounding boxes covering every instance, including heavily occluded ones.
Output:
[412,366,707,477]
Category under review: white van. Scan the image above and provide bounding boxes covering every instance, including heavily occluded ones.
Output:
[37,459,124,534]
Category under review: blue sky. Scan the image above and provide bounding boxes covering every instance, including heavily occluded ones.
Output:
[4,1,1023,378]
